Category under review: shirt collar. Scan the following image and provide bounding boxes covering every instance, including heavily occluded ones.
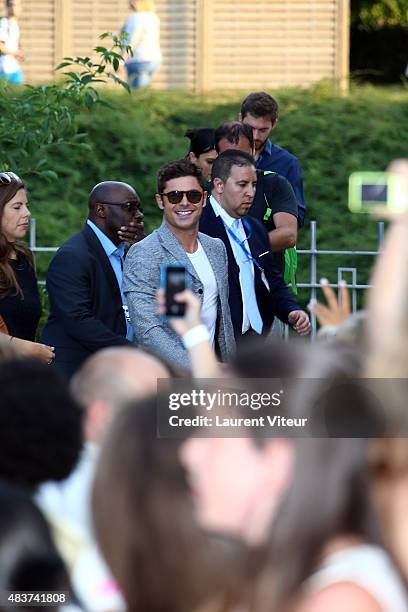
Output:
[209,195,239,229]
[260,138,273,158]
[87,219,124,258]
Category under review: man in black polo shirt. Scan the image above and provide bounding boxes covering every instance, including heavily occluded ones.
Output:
[214,121,298,274]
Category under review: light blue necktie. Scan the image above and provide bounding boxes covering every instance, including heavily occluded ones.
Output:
[113,249,133,341]
[232,220,263,335]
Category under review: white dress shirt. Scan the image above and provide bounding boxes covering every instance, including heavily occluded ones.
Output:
[209,195,258,333]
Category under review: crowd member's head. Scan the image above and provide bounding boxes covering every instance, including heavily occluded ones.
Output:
[211,150,257,218]
[0,481,71,602]
[0,171,32,295]
[363,184,408,581]
[215,121,254,155]
[366,220,408,378]
[6,0,21,18]
[0,359,83,490]
[239,91,279,155]
[180,342,384,611]
[129,0,155,11]
[71,346,170,444]
[184,128,217,183]
[156,158,206,234]
[88,181,144,247]
[233,336,304,379]
[93,394,216,612]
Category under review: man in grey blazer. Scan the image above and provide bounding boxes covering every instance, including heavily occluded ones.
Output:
[124,159,235,371]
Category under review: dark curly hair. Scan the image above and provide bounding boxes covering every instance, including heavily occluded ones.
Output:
[0,359,83,490]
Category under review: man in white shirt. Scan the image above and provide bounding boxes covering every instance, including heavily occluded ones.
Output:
[124,158,235,370]
[0,0,23,84]
[199,150,310,340]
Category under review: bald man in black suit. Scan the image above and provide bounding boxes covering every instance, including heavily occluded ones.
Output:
[41,181,144,378]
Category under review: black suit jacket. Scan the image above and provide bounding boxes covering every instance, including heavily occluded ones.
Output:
[199,202,299,337]
[41,224,130,378]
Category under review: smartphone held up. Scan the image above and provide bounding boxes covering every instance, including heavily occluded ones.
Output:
[349,172,408,214]
[160,264,188,317]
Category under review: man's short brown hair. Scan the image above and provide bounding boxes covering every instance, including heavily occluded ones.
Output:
[214,121,254,153]
[240,92,279,123]
[157,159,204,194]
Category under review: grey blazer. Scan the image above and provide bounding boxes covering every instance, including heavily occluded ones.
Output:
[123,222,236,371]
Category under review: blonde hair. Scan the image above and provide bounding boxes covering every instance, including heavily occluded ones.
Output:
[131,0,156,11]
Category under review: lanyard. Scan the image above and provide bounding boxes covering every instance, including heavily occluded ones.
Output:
[223,217,264,273]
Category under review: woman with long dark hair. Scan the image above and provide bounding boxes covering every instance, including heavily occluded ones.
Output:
[0,171,54,362]
[185,128,217,184]
[92,394,232,612]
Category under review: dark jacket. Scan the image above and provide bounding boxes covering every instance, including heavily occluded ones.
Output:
[41,224,130,378]
[199,203,299,337]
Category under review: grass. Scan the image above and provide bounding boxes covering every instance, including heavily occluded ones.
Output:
[23,81,408,316]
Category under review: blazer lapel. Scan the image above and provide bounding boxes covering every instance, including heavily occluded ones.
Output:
[156,222,200,282]
[245,217,262,260]
[200,204,238,275]
[83,224,122,302]
[244,218,270,290]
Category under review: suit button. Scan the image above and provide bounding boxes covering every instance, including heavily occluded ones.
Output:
[198,288,203,294]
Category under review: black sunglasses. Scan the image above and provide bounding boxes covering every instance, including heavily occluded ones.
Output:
[100,201,143,214]
[160,190,203,205]
[0,171,21,185]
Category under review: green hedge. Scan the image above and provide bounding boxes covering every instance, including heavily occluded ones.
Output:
[26,82,408,312]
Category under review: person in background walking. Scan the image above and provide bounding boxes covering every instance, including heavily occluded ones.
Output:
[121,0,161,89]
[0,0,23,85]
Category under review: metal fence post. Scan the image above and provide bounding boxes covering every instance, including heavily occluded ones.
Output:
[378,221,385,250]
[29,218,36,265]
[310,220,317,338]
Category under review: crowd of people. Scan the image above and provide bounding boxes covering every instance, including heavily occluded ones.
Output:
[1,87,408,612]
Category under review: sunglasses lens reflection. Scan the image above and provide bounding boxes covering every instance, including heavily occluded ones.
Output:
[166,190,203,204]
[0,173,12,185]
[0,172,20,185]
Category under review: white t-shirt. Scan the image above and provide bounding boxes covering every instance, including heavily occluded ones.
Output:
[36,444,125,612]
[0,17,20,74]
[306,544,408,612]
[187,241,218,348]
[121,12,161,64]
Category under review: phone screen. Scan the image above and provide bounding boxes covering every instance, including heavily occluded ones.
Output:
[361,184,388,204]
[164,266,186,317]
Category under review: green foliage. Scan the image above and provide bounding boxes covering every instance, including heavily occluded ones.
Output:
[351,0,408,27]
[56,31,132,94]
[0,32,130,178]
[23,82,408,317]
